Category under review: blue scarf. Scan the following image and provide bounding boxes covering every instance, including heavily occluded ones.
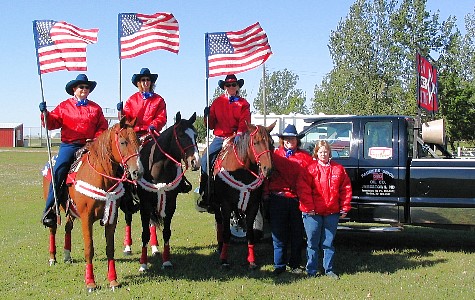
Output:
[142,92,154,100]
[285,148,295,158]
[76,99,88,107]
[229,95,240,103]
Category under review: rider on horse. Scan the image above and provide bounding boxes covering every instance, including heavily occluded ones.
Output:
[197,74,251,213]
[39,74,108,228]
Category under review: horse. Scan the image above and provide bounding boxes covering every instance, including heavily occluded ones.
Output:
[210,122,275,269]
[120,112,201,272]
[42,117,143,292]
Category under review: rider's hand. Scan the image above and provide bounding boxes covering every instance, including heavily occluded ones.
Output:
[116,102,123,111]
[39,102,47,113]
[234,132,242,144]
[203,106,210,117]
[148,125,156,132]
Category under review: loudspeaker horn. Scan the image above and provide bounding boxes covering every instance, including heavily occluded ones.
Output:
[422,119,445,145]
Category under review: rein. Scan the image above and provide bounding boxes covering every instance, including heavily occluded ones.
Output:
[86,127,139,192]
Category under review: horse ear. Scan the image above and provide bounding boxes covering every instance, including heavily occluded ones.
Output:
[190,112,196,124]
[267,120,277,133]
[120,116,126,128]
[175,112,181,123]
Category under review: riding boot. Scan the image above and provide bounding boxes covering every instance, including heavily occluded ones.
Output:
[42,207,57,228]
[197,173,209,209]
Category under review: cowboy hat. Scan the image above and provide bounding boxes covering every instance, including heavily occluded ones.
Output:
[131,68,159,87]
[277,124,304,139]
[65,74,97,96]
[218,74,244,89]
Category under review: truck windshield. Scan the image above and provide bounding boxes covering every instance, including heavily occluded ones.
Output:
[301,122,352,158]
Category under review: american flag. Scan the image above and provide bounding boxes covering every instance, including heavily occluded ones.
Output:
[119,12,179,59]
[33,20,98,75]
[205,22,272,78]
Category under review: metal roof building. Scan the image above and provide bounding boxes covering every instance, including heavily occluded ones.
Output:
[0,123,24,147]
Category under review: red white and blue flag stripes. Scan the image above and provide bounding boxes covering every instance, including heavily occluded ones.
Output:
[205,22,272,78]
[119,12,179,59]
[33,20,98,74]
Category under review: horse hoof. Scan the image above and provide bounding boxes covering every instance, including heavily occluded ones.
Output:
[64,258,73,264]
[139,263,148,272]
[123,251,132,256]
[110,280,121,291]
[86,283,96,293]
[162,261,173,269]
[221,261,230,269]
[48,259,57,266]
[151,246,159,256]
[249,263,258,270]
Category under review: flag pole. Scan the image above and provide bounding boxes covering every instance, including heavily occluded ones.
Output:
[262,64,267,126]
[39,73,61,226]
[204,33,211,206]
[118,14,123,121]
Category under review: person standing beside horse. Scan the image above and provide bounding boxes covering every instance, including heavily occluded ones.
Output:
[39,74,108,228]
[297,140,352,279]
[197,74,251,212]
[264,124,312,275]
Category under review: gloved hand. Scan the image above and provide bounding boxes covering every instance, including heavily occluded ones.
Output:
[234,132,242,144]
[39,102,47,113]
[148,125,156,132]
[203,106,210,117]
[116,102,123,111]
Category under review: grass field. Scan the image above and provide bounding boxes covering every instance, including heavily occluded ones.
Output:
[0,147,474,299]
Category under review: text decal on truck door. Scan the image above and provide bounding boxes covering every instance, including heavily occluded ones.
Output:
[361,168,396,196]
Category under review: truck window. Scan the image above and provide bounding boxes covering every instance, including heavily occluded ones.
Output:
[301,122,352,158]
[364,121,393,159]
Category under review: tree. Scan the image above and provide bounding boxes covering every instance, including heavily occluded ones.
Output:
[312,0,455,117]
[253,69,308,114]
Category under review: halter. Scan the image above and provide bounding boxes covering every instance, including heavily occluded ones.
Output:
[86,126,139,192]
[232,125,271,178]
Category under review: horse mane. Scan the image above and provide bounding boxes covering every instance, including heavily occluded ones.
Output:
[87,124,115,163]
[235,131,251,161]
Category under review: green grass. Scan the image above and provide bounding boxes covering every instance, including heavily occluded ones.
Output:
[1,147,475,299]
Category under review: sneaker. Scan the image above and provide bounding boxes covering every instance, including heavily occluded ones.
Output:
[272,267,285,276]
[325,271,339,280]
[289,267,304,275]
[41,210,57,228]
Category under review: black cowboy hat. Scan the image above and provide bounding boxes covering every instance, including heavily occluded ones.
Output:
[218,74,244,89]
[65,74,97,96]
[277,124,304,139]
[132,68,159,87]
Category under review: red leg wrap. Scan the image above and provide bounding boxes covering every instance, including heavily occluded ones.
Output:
[49,234,56,254]
[220,243,229,261]
[247,244,255,263]
[124,225,132,246]
[149,225,158,246]
[64,232,71,251]
[139,247,148,264]
[85,263,95,285]
[162,244,170,262]
[107,259,117,281]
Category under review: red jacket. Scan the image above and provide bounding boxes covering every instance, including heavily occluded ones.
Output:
[264,147,313,198]
[41,98,108,144]
[297,160,352,215]
[123,92,167,134]
[207,94,250,138]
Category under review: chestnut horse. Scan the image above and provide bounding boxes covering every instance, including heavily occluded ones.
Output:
[211,122,275,269]
[42,117,143,292]
[121,112,201,272]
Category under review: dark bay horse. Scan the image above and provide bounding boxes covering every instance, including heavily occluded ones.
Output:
[42,117,143,292]
[121,112,201,272]
[211,122,275,269]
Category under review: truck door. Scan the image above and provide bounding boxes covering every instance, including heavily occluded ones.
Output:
[357,119,405,224]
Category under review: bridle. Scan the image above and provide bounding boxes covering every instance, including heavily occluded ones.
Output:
[232,125,271,178]
[86,126,140,191]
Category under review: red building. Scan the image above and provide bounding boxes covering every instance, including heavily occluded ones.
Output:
[0,123,23,147]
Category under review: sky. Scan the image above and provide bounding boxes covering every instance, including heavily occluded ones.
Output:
[1,0,473,129]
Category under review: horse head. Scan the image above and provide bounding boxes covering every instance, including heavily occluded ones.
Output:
[172,112,201,171]
[111,117,143,181]
[245,121,276,178]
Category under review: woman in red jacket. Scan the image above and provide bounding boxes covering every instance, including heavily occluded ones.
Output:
[117,68,167,137]
[265,124,312,275]
[297,140,352,279]
[39,74,108,228]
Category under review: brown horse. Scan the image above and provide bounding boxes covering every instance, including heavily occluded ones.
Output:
[211,122,275,269]
[42,117,143,292]
[121,112,201,271]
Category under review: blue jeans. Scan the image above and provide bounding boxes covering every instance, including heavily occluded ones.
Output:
[302,212,340,276]
[201,137,224,174]
[269,194,304,270]
[44,142,83,212]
